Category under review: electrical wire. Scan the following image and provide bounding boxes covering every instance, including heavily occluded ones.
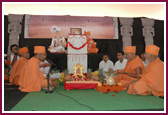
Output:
[52,87,95,111]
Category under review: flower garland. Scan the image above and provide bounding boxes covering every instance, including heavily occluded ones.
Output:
[66,42,87,50]
[87,39,92,50]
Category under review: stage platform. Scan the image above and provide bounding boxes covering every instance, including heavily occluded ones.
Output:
[48,53,104,71]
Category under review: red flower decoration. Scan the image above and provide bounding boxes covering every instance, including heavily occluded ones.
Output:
[107,89,110,91]
[103,89,110,94]
[112,95,115,96]
[114,90,118,93]
[83,73,87,76]
[67,42,87,50]
[70,73,73,76]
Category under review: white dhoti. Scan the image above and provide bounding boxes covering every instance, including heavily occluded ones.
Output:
[50,46,65,53]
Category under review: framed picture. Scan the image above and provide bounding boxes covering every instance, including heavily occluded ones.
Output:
[70,28,82,35]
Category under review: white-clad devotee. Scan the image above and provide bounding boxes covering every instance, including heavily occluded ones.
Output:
[99,53,114,79]
[140,52,149,69]
[5,44,20,76]
[39,59,51,77]
[48,26,66,53]
[9,44,20,66]
[113,51,127,71]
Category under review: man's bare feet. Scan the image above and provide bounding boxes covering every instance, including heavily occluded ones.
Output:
[42,86,53,91]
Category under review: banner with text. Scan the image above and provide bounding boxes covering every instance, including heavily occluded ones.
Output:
[24,15,118,39]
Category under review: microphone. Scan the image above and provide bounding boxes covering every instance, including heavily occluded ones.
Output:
[46,58,57,68]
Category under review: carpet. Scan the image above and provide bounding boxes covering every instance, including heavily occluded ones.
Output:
[11,86,164,111]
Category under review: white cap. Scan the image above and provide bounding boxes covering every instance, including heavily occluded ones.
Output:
[51,26,61,33]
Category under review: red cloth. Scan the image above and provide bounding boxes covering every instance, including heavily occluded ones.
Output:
[64,81,99,90]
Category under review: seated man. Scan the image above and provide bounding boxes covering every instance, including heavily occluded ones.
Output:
[5,44,20,77]
[19,46,57,92]
[141,52,149,69]
[99,53,114,79]
[84,31,98,53]
[114,46,144,90]
[8,47,30,86]
[9,44,20,66]
[113,51,127,71]
[127,45,164,97]
[48,26,66,53]
[40,59,51,77]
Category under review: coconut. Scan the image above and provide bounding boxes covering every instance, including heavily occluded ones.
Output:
[108,68,114,73]
[64,74,72,81]
[87,73,92,78]
[91,75,100,81]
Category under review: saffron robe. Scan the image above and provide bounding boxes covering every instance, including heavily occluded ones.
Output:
[87,39,98,53]
[114,56,144,90]
[19,57,49,92]
[127,58,164,97]
[9,57,28,86]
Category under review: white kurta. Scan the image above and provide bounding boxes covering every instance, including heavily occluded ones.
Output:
[50,36,65,52]
[143,59,149,69]
[10,53,20,64]
[39,60,50,77]
[113,58,127,71]
[99,60,114,79]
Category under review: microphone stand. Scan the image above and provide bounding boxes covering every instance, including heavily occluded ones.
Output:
[46,58,57,69]
[45,65,53,93]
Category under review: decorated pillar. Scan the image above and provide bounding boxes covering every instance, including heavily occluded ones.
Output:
[141,18,155,47]
[24,15,31,38]
[7,14,23,54]
[119,18,133,51]
[113,17,119,39]
[67,35,87,73]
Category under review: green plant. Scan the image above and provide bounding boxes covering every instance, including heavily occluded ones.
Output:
[104,71,118,77]
[63,69,69,75]
[87,68,92,73]
[51,69,60,74]
[97,68,103,77]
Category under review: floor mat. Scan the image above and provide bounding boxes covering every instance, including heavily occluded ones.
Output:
[11,86,164,111]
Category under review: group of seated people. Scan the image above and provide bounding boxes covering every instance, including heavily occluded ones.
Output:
[4,43,164,98]
[5,45,57,91]
[99,45,164,97]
